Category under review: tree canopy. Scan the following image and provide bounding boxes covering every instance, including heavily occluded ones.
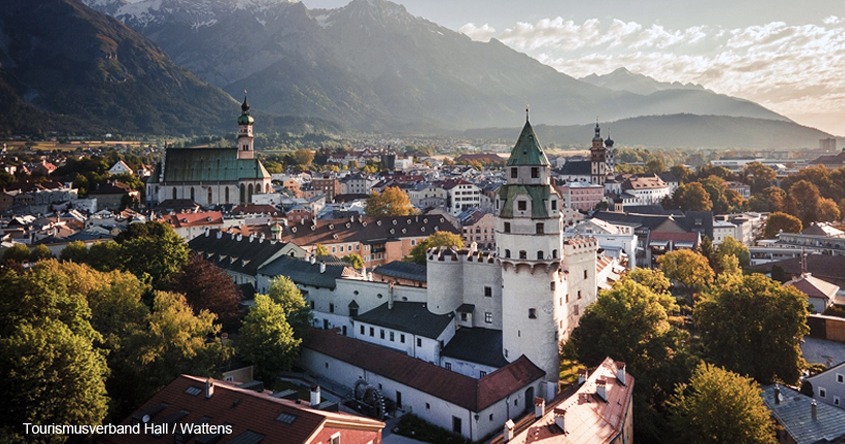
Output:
[342,253,365,269]
[116,221,189,289]
[694,273,808,384]
[658,249,714,293]
[171,255,242,330]
[668,363,776,444]
[365,187,416,217]
[409,231,465,264]
[763,212,802,239]
[239,294,302,383]
[266,276,312,340]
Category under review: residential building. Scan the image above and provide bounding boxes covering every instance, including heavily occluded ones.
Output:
[161,211,225,241]
[459,208,496,250]
[313,174,341,203]
[441,179,482,216]
[557,182,603,211]
[100,374,384,444]
[88,181,139,210]
[804,361,845,409]
[566,218,637,269]
[726,181,752,199]
[619,175,670,206]
[785,273,841,314]
[108,160,133,176]
[762,384,845,444]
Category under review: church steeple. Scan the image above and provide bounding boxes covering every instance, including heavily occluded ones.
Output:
[237,94,255,159]
[507,117,550,168]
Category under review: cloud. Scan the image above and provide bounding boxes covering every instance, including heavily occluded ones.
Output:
[477,16,845,134]
[458,23,497,42]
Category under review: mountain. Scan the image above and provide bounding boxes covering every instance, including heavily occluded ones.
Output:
[462,114,834,150]
[0,0,241,135]
[580,67,707,96]
[86,0,791,131]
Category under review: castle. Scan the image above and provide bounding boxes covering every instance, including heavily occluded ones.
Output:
[290,115,609,440]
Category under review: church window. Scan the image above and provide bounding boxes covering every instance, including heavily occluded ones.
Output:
[208,188,213,204]
[528,308,537,319]
[536,223,544,234]
[505,249,511,258]
[537,251,543,260]
[519,250,527,259]
[172,187,177,200]
[248,184,254,202]
[531,167,539,178]
[511,168,518,179]
[504,222,511,233]
[518,200,527,211]
[240,184,245,203]
[190,187,195,202]
[484,312,493,324]
[225,187,230,204]
[484,286,492,297]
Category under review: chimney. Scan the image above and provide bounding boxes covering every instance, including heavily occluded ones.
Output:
[774,385,781,405]
[310,385,321,406]
[812,400,818,420]
[503,419,515,442]
[553,408,566,433]
[596,378,607,401]
[388,283,395,310]
[310,255,316,264]
[577,368,588,386]
[617,362,627,386]
[249,234,255,243]
[205,378,214,399]
[217,231,222,239]
[320,263,326,274]
[534,397,545,419]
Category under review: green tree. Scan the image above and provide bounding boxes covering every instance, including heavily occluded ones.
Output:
[365,187,416,217]
[763,212,802,239]
[716,236,750,268]
[29,244,53,262]
[701,176,730,213]
[87,241,125,272]
[646,157,667,174]
[748,187,786,213]
[741,162,777,194]
[239,294,302,382]
[668,363,776,444]
[2,244,31,264]
[60,240,89,263]
[117,222,189,289]
[314,244,330,256]
[695,273,809,384]
[342,253,365,269]
[409,231,465,265]
[625,268,672,299]
[699,236,717,271]
[291,149,314,166]
[670,165,696,184]
[658,249,714,293]
[671,182,712,211]
[266,276,312,339]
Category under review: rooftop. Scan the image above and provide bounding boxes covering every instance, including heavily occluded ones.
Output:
[440,328,509,368]
[372,261,427,283]
[762,384,845,444]
[353,301,453,339]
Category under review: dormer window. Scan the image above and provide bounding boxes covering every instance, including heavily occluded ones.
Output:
[518,201,527,211]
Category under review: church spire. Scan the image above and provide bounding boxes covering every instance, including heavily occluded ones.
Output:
[507,117,550,167]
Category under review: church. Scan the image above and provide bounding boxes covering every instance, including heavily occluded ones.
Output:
[284,114,613,440]
[145,97,272,206]
[555,122,616,185]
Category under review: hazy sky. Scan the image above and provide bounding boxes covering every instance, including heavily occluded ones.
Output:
[304,0,845,136]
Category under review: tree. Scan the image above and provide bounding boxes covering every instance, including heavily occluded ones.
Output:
[625,268,672,299]
[741,162,777,194]
[671,182,712,211]
[314,244,330,256]
[365,187,416,217]
[239,294,301,382]
[788,180,825,225]
[29,244,53,262]
[171,255,242,330]
[60,240,89,263]
[716,236,750,268]
[117,222,189,289]
[699,236,717,271]
[2,244,31,264]
[701,176,730,213]
[670,165,695,184]
[87,241,125,271]
[342,253,365,269]
[646,157,667,174]
[266,276,312,339]
[409,231,465,265]
[658,249,714,293]
[748,187,786,213]
[763,212,802,239]
[668,363,776,444]
[694,273,809,384]
[291,149,314,166]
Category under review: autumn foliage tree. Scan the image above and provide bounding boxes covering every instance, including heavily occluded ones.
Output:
[365,187,416,217]
[658,249,714,293]
[409,231,465,264]
[171,255,243,330]
[669,182,712,212]
[763,212,803,239]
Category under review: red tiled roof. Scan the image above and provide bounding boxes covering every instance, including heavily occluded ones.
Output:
[100,374,383,444]
[648,231,698,243]
[231,204,281,216]
[785,274,840,300]
[164,211,224,228]
[304,328,544,411]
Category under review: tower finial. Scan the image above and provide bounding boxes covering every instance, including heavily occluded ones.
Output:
[526,104,530,123]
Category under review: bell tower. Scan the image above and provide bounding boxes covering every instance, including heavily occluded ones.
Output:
[590,121,607,185]
[496,108,566,387]
[237,95,255,160]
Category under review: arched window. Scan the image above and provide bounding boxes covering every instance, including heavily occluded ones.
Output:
[248,184,254,202]
[537,251,543,260]
[240,184,246,203]
[225,187,230,204]
[208,188,213,204]
[519,250,527,259]
[190,187,195,202]
[553,249,558,258]
[172,187,177,200]
[505,249,511,258]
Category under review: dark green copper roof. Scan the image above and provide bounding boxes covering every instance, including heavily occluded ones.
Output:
[237,114,254,125]
[497,185,553,218]
[506,120,550,167]
[158,148,269,182]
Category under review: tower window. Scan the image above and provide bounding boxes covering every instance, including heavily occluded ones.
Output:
[511,168,518,179]
[551,200,557,210]
[531,167,539,178]
[584,270,588,279]
[578,291,582,299]
[518,201,527,211]
[536,223,544,234]
[505,249,511,258]
[551,282,556,291]
[484,286,492,297]
[504,222,511,233]
[537,251,543,260]
[485,312,493,323]
[529,309,537,319]
[519,250,527,259]
[553,249,558,258]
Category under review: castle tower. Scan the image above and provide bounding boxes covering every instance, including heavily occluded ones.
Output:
[237,95,255,160]
[590,121,607,185]
[496,111,566,386]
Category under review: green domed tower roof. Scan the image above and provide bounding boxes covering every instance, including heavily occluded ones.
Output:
[238,95,254,125]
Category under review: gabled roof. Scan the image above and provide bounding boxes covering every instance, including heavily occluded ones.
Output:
[101,374,384,444]
[303,329,544,412]
[188,231,297,277]
[372,261,427,282]
[762,384,845,444]
[160,148,269,182]
[258,256,351,290]
[556,160,591,176]
[163,211,224,228]
[507,121,550,167]
[440,328,509,368]
[785,273,840,300]
[279,215,459,247]
[354,302,453,339]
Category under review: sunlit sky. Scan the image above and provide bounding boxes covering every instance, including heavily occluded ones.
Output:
[303,0,845,136]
